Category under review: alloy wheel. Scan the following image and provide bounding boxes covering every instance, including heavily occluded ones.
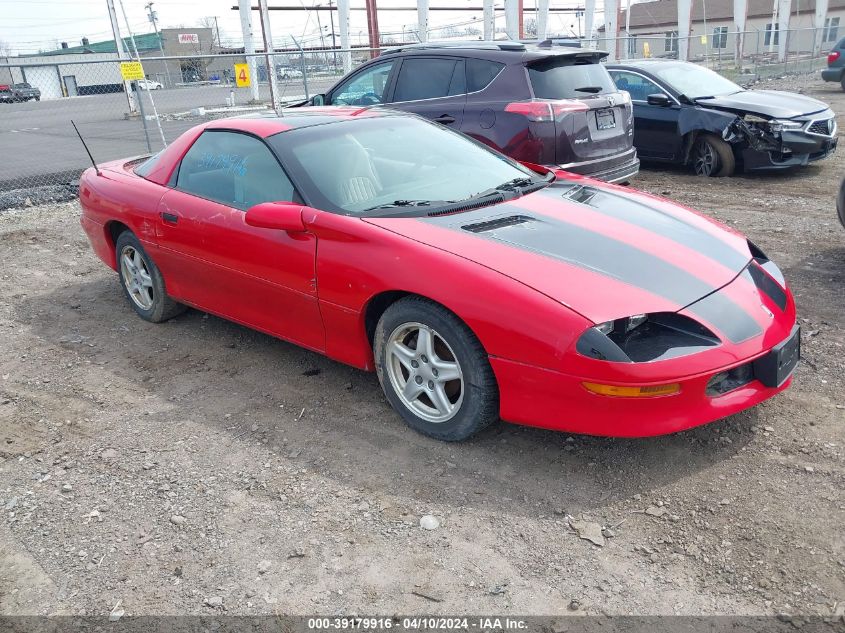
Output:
[119,245,155,310]
[385,322,464,423]
[693,140,718,176]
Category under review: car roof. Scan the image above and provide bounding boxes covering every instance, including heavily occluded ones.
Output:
[200,107,404,138]
[607,60,692,71]
[381,40,608,62]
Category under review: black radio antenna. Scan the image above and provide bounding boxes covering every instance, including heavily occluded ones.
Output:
[71,120,101,175]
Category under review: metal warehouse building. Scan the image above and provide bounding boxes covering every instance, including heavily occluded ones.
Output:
[0,28,221,100]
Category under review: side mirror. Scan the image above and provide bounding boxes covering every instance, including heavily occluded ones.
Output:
[647,93,672,107]
[310,94,325,106]
[245,202,308,232]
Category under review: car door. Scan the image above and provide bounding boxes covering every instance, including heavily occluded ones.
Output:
[387,56,466,128]
[153,129,325,352]
[327,59,397,106]
[609,70,682,160]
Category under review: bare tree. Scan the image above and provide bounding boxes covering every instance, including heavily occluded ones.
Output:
[197,17,222,50]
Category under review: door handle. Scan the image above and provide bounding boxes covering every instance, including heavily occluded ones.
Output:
[434,115,456,125]
[160,211,179,224]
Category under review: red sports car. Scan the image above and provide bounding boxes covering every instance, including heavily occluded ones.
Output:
[79,108,799,441]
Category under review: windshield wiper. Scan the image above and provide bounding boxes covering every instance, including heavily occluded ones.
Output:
[495,177,541,192]
[362,199,439,212]
[574,86,603,94]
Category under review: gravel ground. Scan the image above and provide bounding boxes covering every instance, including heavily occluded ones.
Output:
[0,76,843,621]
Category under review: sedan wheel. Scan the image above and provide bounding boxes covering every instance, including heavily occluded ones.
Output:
[115,231,186,323]
[692,134,735,177]
[375,297,499,441]
[120,245,155,310]
[385,322,464,423]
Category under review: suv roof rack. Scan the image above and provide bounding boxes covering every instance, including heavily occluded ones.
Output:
[382,40,526,55]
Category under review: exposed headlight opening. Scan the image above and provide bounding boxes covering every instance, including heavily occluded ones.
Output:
[576,313,720,363]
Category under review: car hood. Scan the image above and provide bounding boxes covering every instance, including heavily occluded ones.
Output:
[696,90,830,119]
[365,181,753,325]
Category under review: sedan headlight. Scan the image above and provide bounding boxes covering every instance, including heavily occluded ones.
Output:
[576,313,720,363]
[768,119,803,133]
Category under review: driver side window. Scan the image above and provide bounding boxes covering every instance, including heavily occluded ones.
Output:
[610,71,666,103]
[330,61,395,106]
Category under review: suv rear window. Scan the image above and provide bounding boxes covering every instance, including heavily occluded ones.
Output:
[528,57,616,99]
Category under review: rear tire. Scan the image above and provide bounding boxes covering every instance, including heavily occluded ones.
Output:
[840,76,845,91]
[374,297,499,441]
[692,134,736,177]
[115,231,186,323]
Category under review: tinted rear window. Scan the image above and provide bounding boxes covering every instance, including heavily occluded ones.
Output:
[466,58,504,92]
[528,57,616,99]
[393,58,465,101]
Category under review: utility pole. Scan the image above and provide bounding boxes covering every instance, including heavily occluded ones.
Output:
[238,0,260,102]
[328,0,338,68]
[212,16,222,50]
[257,0,281,114]
[145,2,172,87]
[106,0,137,113]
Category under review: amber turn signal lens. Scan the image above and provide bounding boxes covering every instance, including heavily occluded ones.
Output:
[582,382,681,397]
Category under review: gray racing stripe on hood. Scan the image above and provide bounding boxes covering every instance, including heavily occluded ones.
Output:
[685,269,764,343]
[550,184,751,271]
[429,204,717,308]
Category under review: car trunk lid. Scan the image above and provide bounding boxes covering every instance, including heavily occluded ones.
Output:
[525,55,633,166]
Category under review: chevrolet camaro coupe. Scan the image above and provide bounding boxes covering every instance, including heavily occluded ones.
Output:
[79,108,800,441]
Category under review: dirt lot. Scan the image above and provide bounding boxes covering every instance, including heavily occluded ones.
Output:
[0,74,843,621]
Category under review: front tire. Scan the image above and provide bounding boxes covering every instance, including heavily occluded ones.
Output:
[374,297,499,441]
[115,231,186,323]
[692,134,736,177]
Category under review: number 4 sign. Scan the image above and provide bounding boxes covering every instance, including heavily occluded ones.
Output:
[234,63,251,88]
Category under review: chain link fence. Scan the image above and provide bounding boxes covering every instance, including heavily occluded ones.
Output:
[0,49,378,208]
[597,26,837,80]
[0,32,836,208]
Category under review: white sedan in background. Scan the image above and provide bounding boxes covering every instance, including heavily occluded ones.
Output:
[136,79,162,90]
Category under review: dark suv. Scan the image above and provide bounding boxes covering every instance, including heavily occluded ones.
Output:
[303,42,639,183]
[822,37,845,89]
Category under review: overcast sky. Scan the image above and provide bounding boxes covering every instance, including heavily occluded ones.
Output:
[0,0,593,55]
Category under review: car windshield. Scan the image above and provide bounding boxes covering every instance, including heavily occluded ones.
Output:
[648,63,742,99]
[528,57,616,99]
[268,116,543,216]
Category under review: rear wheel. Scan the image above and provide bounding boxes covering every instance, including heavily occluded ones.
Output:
[374,297,499,441]
[840,75,845,91]
[115,231,186,323]
[692,134,736,177]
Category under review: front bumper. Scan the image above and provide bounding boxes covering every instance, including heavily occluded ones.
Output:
[742,133,837,171]
[491,350,795,437]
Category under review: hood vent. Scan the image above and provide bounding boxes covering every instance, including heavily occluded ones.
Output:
[462,215,533,233]
[562,184,598,205]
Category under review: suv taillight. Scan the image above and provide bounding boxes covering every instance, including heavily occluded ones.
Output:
[505,99,588,122]
[829,50,841,64]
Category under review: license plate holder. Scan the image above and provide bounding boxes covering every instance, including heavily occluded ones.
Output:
[753,325,800,388]
[595,108,616,130]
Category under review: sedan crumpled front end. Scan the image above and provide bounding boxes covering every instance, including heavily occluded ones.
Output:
[728,108,838,170]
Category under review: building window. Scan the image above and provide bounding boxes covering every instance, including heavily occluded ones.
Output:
[665,31,678,52]
[627,34,638,57]
[765,23,779,46]
[712,26,728,49]
[824,17,840,42]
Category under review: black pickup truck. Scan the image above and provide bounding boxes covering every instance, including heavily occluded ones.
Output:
[0,82,41,103]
